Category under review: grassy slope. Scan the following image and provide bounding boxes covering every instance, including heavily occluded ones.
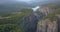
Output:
[0,8,33,32]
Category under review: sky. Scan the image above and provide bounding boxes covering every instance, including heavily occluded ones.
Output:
[13,0,60,2]
[0,0,60,3]
[0,0,60,4]
[0,0,44,4]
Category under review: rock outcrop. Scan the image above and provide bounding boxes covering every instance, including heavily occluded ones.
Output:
[37,19,57,32]
[39,5,57,16]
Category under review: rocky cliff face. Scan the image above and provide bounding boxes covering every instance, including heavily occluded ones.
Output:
[23,13,39,32]
[37,19,57,32]
[19,12,40,32]
[37,4,60,32]
[57,15,60,32]
[39,5,57,16]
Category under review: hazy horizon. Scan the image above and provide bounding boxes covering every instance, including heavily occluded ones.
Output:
[0,0,59,4]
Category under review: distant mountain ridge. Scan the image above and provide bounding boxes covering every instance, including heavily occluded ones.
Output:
[0,0,60,13]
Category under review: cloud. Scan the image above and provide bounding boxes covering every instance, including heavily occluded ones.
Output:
[16,0,32,2]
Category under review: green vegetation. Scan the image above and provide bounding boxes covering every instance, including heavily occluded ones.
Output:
[0,8,33,32]
[55,8,60,14]
[0,24,23,32]
[43,10,56,21]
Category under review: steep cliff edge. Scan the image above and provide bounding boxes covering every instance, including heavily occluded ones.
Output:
[22,13,39,32]
[37,3,60,32]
